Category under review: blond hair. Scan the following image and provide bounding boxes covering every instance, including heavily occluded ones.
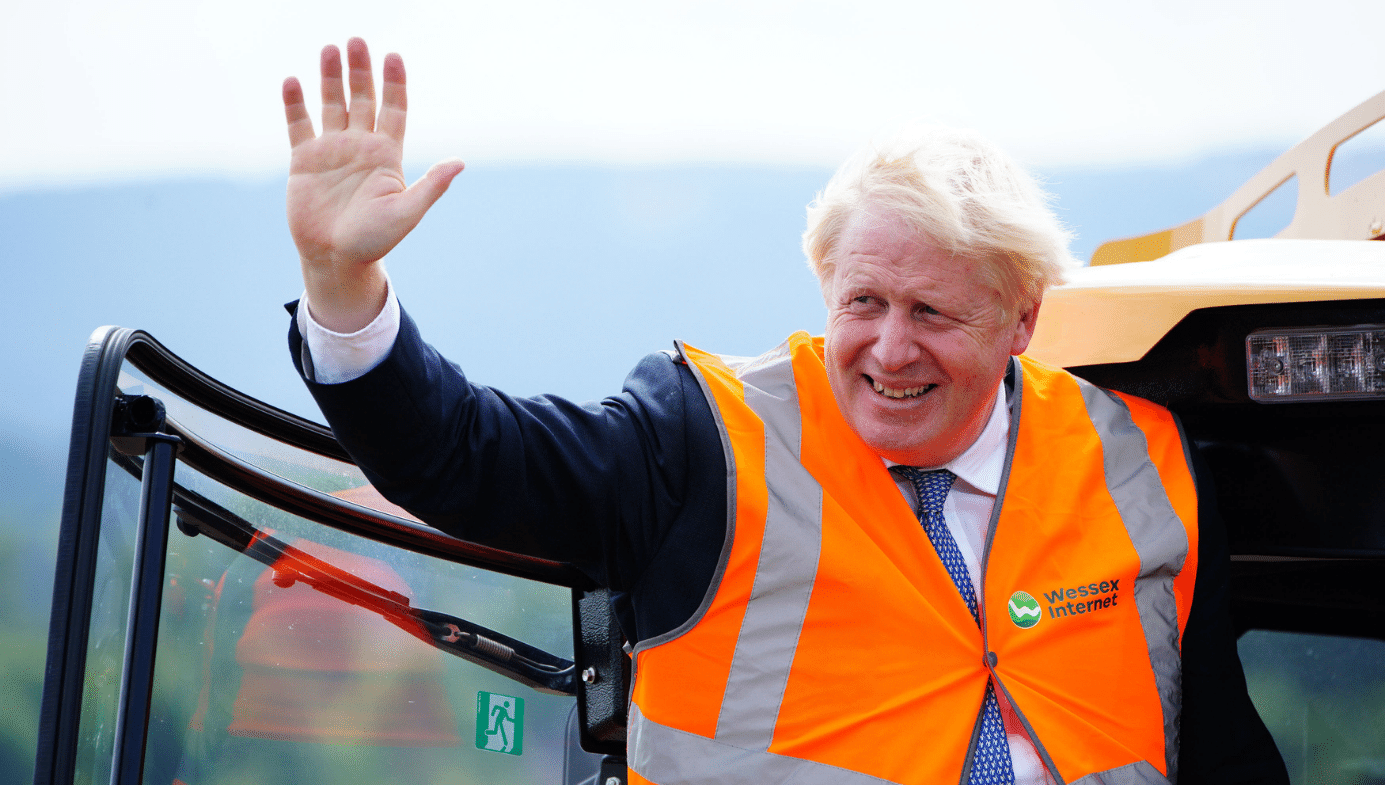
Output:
[804,126,1075,311]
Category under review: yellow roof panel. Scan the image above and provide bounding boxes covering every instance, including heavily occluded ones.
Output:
[1026,239,1385,368]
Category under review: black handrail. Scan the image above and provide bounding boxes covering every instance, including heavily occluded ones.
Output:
[123,326,591,586]
[163,412,591,586]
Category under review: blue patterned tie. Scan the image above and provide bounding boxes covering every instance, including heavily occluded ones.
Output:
[898,468,1015,785]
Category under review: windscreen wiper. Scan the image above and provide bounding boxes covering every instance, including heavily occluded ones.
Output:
[105,444,578,696]
[171,488,576,695]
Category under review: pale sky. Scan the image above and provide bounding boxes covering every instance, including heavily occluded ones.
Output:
[5,0,1385,191]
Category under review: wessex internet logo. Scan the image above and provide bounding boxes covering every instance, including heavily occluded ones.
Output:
[1008,579,1121,629]
[1007,591,1042,629]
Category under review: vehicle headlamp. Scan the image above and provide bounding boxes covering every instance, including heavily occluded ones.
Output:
[1247,325,1385,402]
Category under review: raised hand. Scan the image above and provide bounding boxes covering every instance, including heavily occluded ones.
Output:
[283,38,464,332]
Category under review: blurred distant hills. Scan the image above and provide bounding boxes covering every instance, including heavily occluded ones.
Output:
[0,149,1309,439]
[1,146,1376,781]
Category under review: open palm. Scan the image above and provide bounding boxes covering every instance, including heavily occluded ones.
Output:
[282,38,463,330]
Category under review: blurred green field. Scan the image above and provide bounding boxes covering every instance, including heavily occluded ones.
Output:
[0,508,59,784]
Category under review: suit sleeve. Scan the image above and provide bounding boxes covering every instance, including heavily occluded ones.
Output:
[286,300,723,612]
[1176,447,1289,784]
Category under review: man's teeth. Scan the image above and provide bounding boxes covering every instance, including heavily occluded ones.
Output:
[872,379,933,399]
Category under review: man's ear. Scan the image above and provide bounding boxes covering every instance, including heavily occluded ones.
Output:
[1010,298,1041,356]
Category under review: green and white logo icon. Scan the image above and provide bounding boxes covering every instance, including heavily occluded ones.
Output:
[476,691,524,755]
[1008,590,1042,629]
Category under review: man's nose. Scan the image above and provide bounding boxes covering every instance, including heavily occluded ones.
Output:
[871,309,922,370]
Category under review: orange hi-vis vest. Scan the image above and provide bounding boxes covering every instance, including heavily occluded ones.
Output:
[628,333,1199,785]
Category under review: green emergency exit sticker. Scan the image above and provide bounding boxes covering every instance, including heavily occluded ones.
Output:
[476,691,524,755]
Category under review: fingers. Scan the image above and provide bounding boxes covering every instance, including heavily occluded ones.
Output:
[345,37,377,133]
[294,39,396,141]
[319,44,347,132]
[378,53,407,143]
[283,77,316,148]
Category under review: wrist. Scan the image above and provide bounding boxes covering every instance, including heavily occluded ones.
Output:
[300,259,390,333]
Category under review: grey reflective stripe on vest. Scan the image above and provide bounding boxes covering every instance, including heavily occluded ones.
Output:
[1068,760,1171,785]
[630,703,899,785]
[714,348,825,750]
[1074,377,1189,783]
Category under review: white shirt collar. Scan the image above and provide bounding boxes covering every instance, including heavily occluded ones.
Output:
[945,382,1009,497]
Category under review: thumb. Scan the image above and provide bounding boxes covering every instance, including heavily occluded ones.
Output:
[397,158,466,223]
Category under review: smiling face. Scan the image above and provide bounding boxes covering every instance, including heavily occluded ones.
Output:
[822,207,1040,467]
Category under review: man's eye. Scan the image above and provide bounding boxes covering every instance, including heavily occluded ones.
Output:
[919,304,941,317]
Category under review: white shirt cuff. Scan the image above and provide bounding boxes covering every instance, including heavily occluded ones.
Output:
[297,276,401,384]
